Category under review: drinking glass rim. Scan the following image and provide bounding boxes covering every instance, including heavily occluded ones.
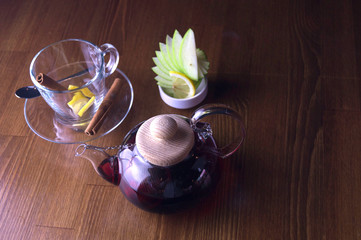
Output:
[29,38,104,93]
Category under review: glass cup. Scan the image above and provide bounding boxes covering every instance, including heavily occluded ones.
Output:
[29,39,119,126]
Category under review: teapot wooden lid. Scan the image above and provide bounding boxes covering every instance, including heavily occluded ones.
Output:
[136,114,194,166]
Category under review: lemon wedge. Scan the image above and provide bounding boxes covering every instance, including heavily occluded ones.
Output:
[67,85,96,116]
[67,92,87,107]
[77,96,95,117]
[68,85,95,98]
[68,84,79,91]
[67,93,88,115]
[169,71,196,98]
[80,87,95,98]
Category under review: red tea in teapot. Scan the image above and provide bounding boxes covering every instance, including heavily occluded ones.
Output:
[97,126,221,213]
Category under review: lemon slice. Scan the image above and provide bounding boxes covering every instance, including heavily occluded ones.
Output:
[169,71,196,98]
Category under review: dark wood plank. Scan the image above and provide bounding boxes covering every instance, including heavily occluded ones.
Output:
[321,111,361,239]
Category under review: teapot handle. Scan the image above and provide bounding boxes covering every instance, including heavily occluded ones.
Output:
[190,104,246,159]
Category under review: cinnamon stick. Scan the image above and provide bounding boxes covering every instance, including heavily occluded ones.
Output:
[36,73,67,91]
[85,78,122,135]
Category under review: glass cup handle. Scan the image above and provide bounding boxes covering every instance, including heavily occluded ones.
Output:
[190,104,246,159]
[100,43,119,77]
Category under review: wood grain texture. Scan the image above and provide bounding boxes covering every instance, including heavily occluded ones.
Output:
[1,0,361,239]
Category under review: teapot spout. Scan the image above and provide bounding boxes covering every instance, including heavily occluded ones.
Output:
[75,144,120,185]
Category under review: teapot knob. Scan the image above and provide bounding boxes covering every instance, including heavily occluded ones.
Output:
[150,115,177,140]
[136,114,194,166]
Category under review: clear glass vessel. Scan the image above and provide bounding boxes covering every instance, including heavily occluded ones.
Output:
[76,104,246,213]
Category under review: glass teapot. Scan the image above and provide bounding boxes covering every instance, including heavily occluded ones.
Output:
[75,104,245,213]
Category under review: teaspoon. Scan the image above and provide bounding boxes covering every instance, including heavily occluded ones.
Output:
[15,86,40,99]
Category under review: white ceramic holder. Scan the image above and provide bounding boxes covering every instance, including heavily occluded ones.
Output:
[158,78,208,109]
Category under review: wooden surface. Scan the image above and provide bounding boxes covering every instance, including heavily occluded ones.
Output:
[1,0,361,239]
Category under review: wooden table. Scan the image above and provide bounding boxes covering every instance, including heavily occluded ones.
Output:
[1,0,361,239]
